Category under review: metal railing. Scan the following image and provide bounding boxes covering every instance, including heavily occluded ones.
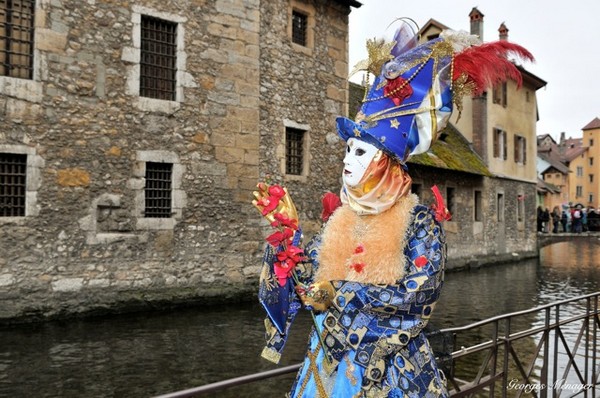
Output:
[154,292,600,398]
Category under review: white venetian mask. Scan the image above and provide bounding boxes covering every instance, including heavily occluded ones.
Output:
[342,137,380,187]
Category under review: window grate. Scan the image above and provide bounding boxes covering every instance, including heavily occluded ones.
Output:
[140,15,177,101]
[144,162,172,218]
[286,128,304,175]
[0,0,35,79]
[0,153,26,217]
[291,10,307,46]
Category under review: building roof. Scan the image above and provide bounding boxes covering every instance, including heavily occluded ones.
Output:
[538,152,570,174]
[562,138,587,162]
[537,178,561,194]
[333,0,362,8]
[408,123,492,176]
[582,117,600,130]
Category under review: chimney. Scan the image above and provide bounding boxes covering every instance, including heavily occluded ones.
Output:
[469,7,484,41]
[498,22,508,41]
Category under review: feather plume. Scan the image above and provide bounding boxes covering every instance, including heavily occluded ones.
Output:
[453,41,535,96]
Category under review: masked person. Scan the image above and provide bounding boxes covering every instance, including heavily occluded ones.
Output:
[254,21,533,398]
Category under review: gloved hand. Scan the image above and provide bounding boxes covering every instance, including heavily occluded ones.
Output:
[296,281,335,312]
[252,182,298,224]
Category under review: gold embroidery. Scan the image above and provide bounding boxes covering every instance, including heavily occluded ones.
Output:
[344,355,357,386]
[299,332,329,398]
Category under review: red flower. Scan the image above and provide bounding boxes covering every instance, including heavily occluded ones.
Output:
[350,262,366,273]
[271,212,298,230]
[414,255,428,268]
[354,244,365,255]
[384,76,413,106]
[266,228,294,247]
[321,192,342,222]
[268,185,285,200]
[257,196,279,216]
[276,244,305,264]
[272,244,305,287]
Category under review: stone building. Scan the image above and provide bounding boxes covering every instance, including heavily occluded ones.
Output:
[0,0,360,322]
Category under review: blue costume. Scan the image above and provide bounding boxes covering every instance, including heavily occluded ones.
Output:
[259,198,448,397]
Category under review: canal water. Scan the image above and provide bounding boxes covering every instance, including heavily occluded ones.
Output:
[1,240,599,398]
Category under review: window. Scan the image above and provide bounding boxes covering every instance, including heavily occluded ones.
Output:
[133,151,185,230]
[577,167,583,177]
[590,174,594,183]
[590,157,594,166]
[0,0,35,79]
[589,194,594,204]
[291,10,307,46]
[474,190,482,222]
[514,135,527,164]
[446,187,455,217]
[285,127,304,175]
[517,194,525,222]
[493,128,507,160]
[144,162,172,218]
[590,139,594,147]
[576,186,583,197]
[0,153,26,216]
[492,82,507,107]
[497,193,504,222]
[123,7,190,113]
[140,15,177,101]
[0,145,42,220]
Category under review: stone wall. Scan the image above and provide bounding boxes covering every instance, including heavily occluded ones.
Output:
[0,0,352,322]
[409,165,538,270]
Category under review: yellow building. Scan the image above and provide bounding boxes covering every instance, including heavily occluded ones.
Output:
[580,118,600,206]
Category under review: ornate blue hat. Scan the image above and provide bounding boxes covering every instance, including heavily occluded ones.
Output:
[337,33,455,164]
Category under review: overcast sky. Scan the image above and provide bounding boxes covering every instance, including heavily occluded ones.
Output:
[348,1,600,141]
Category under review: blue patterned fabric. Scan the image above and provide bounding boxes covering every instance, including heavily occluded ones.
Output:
[259,204,448,396]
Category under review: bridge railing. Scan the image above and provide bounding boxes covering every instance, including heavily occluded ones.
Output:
[154,292,600,398]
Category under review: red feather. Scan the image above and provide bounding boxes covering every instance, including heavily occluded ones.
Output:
[453,41,534,96]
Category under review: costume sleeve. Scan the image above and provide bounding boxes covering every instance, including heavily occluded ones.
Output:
[320,207,446,383]
[258,231,304,363]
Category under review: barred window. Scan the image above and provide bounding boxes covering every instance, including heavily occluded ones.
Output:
[0,153,26,217]
[291,10,307,46]
[144,162,172,218]
[0,0,35,79]
[286,127,304,175]
[140,15,177,101]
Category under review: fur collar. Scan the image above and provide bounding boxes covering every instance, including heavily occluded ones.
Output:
[314,194,418,285]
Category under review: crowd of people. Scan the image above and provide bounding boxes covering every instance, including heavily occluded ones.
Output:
[537,204,600,233]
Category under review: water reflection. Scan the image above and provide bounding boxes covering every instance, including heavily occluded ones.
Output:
[0,241,598,398]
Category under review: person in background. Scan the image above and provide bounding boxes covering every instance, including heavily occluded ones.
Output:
[537,206,544,233]
[551,206,561,233]
[560,209,569,232]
